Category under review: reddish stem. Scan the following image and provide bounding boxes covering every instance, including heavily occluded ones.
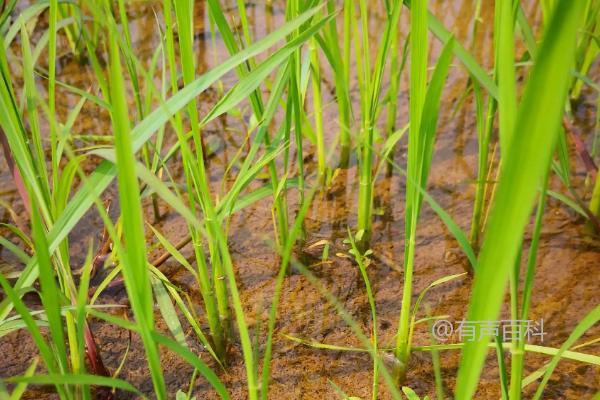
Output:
[0,129,31,213]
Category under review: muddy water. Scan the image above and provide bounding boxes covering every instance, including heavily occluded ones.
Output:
[1,0,599,399]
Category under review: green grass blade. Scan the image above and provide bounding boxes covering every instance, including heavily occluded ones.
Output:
[532,305,600,399]
[496,0,517,153]
[107,10,166,398]
[423,8,498,99]
[397,24,455,373]
[455,2,585,398]
[0,236,30,265]
[30,206,68,376]
[151,274,187,348]
[6,374,140,396]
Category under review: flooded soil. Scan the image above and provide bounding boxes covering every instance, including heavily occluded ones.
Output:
[1,0,599,399]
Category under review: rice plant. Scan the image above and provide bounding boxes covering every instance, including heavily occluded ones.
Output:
[0,0,598,399]
[456,1,588,398]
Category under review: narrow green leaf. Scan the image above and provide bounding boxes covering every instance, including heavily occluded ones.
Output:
[6,374,140,395]
[455,2,586,398]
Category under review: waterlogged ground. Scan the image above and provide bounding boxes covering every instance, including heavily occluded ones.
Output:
[1,1,599,399]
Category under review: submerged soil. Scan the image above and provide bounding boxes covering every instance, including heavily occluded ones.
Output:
[1,0,599,399]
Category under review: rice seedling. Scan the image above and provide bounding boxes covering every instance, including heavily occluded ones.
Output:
[206,0,292,247]
[172,0,233,361]
[456,1,587,398]
[106,10,167,395]
[1,14,94,397]
[354,0,402,246]
[347,229,379,400]
[0,0,599,399]
[394,4,455,378]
